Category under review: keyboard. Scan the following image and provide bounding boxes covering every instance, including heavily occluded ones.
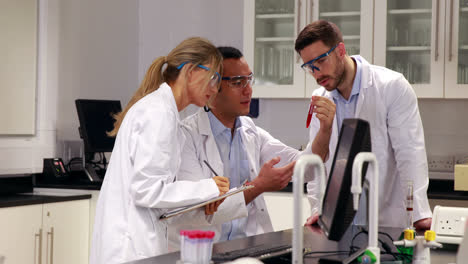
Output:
[212,244,292,262]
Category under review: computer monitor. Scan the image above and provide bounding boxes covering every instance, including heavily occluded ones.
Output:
[75,99,121,181]
[318,118,372,241]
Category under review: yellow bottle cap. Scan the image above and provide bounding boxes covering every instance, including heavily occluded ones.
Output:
[425,230,436,241]
[404,229,415,240]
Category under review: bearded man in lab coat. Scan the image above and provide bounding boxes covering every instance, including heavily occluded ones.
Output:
[296,20,432,230]
[167,47,300,248]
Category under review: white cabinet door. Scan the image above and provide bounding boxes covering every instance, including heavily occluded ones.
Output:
[305,0,374,97]
[244,0,307,98]
[444,0,468,98]
[0,204,42,264]
[263,192,311,231]
[374,0,444,98]
[42,200,89,264]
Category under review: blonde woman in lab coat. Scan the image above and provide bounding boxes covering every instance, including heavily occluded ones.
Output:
[89,37,229,264]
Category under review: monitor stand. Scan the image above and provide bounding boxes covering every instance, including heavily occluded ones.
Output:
[81,148,103,182]
[83,162,102,182]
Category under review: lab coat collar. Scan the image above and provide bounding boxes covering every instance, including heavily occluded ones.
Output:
[194,109,224,175]
[351,55,373,117]
[160,82,182,123]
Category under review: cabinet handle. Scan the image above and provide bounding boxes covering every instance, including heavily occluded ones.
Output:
[435,0,440,61]
[34,228,42,264]
[46,227,54,264]
[449,0,454,61]
[296,0,302,63]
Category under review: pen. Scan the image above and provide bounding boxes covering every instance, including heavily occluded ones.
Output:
[203,160,219,177]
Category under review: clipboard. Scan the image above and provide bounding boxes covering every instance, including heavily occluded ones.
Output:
[159,184,254,220]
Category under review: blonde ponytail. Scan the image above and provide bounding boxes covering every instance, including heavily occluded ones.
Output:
[107,37,222,137]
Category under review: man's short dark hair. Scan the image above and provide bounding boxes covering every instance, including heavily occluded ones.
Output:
[217,46,243,59]
[294,20,343,53]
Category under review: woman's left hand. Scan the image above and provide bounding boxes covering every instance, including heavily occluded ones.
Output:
[204,198,226,215]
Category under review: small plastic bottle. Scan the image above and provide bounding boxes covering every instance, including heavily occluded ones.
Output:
[180,230,187,262]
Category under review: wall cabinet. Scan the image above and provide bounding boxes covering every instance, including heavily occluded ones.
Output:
[245,0,468,98]
[0,200,89,264]
[373,0,468,98]
[243,0,373,98]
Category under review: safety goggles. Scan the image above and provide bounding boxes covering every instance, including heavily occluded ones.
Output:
[301,44,339,74]
[221,73,255,89]
[177,62,221,88]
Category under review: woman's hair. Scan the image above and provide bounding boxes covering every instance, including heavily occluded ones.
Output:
[295,20,343,53]
[108,37,222,136]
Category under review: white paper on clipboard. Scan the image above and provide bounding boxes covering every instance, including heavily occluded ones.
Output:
[159,184,254,220]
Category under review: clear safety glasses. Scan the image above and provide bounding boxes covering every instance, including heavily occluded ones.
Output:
[177,62,221,88]
[221,73,255,89]
[301,44,339,74]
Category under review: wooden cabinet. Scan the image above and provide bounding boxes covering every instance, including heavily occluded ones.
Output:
[0,204,42,264]
[42,200,89,264]
[0,200,89,264]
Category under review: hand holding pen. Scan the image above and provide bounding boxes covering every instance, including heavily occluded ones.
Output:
[203,160,230,195]
[203,160,230,215]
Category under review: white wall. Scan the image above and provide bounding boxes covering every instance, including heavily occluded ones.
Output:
[138,0,244,118]
[0,0,58,174]
[0,0,138,174]
[252,97,468,170]
[56,0,138,142]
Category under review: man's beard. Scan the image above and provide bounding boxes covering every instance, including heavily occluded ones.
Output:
[318,64,345,92]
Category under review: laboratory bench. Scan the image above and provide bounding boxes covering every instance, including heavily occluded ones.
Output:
[0,173,92,207]
[277,179,468,200]
[33,171,103,190]
[124,225,458,264]
[0,192,91,208]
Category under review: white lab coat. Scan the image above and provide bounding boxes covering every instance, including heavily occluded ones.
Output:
[304,56,432,228]
[167,109,300,249]
[89,83,220,264]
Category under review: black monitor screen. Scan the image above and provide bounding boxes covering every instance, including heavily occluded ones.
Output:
[318,118,371,241]
[75,99,122,153]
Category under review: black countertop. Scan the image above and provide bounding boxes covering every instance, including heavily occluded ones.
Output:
[0,193,92,208]
[124,226,458,264]
[33,171,468,200]
[277,179,468,200]
[35,182,102,190]
[34,171,102,190]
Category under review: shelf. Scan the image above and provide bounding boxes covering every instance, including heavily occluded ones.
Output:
[256,14,295,19]
[343,35,360,40]
[460,45,468,50]
[461,7,468,12]
[319,11,360,17]
[388,9,432,15]
[256,37,295,42]
[387,46,431,51]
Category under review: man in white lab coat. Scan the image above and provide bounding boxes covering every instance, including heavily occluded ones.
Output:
[167,47,300,248]
[295,20,432,229]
